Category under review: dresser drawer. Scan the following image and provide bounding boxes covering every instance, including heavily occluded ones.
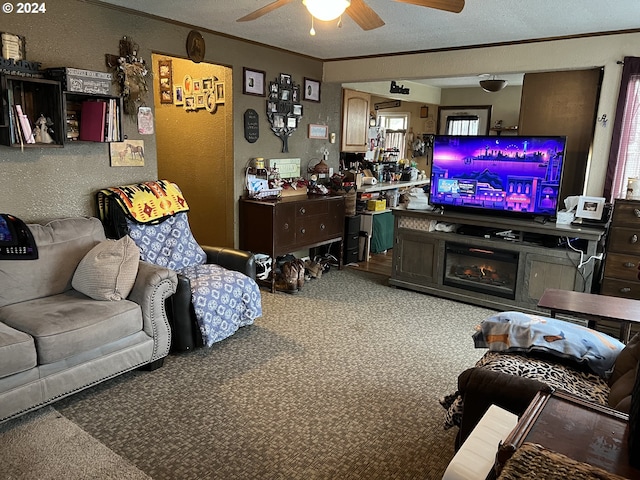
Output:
[600,277,640,298]
[608,226,640,255]
[611,199,640,227]
[294,199,330,218]
[603,252,640,282]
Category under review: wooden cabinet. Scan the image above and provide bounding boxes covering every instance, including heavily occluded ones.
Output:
[601,199,640,299]
[0,75,63,147]
[341,89,370,152]
[390,208,605,313]
[239,195,345,292]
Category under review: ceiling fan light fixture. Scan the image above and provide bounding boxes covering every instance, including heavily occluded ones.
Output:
[479,78,508,93]
[303,0,350,22]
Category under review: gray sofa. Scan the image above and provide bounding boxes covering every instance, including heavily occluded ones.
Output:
[0,217,178,424]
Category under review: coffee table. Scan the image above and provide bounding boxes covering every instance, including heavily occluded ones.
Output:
[537,288,640,343]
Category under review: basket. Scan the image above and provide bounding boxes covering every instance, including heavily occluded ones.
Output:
[245,166,281,200]
[498,442,630,480]
[248,188,282,200]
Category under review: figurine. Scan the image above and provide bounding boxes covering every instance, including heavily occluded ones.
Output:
[34,115,54,144]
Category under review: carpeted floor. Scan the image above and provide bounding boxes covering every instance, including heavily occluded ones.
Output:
[4,268,496,479]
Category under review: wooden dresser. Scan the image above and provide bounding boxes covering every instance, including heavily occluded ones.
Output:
[239,195,345,292]
[601,199,640,299]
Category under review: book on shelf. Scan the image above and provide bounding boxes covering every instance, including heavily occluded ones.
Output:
[14,105,35,144]
[79,100,107,142]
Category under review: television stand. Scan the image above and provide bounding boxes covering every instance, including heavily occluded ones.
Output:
[389,208,606,313]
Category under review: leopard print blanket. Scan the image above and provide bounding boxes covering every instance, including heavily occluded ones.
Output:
[441,351,611,429]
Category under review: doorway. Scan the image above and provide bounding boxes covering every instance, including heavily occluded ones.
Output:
[152,54,234,247]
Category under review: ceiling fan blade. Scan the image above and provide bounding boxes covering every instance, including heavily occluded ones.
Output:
[394,0,465,14]
[237,0,295,22]
[346,0,385,31]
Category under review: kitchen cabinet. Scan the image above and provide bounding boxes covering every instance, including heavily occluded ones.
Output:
[341,88,370,152]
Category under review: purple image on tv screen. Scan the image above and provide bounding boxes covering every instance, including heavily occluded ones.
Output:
[429,135,567,217]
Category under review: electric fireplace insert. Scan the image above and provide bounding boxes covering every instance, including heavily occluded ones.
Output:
[444,243,518,299]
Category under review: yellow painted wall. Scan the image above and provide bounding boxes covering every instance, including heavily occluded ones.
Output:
[152,55,233,247]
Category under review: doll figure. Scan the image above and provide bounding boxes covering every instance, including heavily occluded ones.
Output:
[34,115,54,144]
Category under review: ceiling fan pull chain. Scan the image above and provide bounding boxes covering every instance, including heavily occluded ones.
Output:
[310,15,316,36]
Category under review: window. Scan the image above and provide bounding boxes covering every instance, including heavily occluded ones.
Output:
[605,57,640,200]
[378,112,408,159]
[445,115,479,135]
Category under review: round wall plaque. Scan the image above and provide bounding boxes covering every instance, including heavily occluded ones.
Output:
[186,30,205,63]
[244,109,259,143]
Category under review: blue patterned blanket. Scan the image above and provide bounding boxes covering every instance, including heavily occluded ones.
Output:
[126,212,261,346]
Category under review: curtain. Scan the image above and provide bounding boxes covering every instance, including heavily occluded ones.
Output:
[604,57,640,200]
[446,115,479,135]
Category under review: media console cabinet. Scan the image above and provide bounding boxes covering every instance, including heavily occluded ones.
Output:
[389,208,606,313]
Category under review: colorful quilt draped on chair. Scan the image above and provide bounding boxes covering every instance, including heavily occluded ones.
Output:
[97,180,261,346]
[124,211,261,347]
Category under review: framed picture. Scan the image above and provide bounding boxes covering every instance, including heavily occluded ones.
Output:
[308,124,328,139]
[243,67,265,96]
[174,85,184,106]
[183,75,193,95]
[193,79,202,93]
[158,59,172,104]
[205,92,218,113]
[293,104,303,116]
[576,196,606,220]
[280,73,292,85]
[184,96,196,111]
[215,82,225,104]
[304,78,321,102]
[196,94,206,109]
[287,116,297,128]
[202,78,213,91]
[420,106,429,118]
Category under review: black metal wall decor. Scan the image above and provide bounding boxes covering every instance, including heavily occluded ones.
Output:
[266,73,302,153]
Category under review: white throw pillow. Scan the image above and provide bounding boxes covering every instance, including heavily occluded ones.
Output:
[72,236,140,301]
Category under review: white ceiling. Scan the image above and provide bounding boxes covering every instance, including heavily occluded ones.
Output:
[95,0,638,90]
[96,0,640,61]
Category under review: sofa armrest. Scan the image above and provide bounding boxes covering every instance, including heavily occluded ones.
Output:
[202,245,256,280]
[456,367,549,447]
[128,261,178,361]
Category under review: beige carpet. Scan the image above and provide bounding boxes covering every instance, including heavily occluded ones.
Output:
[2,268,495,479]
[0,407,151,480]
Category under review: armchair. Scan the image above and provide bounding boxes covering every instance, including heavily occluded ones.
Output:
[443,311,640,449]
[96,180,261,352]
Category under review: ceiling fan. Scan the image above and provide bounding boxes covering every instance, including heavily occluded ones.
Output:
[237,0,465,31]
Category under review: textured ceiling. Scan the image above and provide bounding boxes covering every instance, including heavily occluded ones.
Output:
[95,0,640,60]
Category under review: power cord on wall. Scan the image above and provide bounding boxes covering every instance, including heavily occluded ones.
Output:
[565,237,604,269]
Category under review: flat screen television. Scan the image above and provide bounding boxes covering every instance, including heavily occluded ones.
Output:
[429,135,567,217]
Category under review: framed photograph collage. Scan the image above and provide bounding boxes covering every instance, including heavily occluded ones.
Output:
[169,69,224,114]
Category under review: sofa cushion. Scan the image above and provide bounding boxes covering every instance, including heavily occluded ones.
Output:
[72,236,140,301]
[473,311,625,378]
[0,290,143,364]
[0,217,106,309]
[0,322,37,378]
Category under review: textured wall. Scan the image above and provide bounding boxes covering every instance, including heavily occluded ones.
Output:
[0,0,336,237]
